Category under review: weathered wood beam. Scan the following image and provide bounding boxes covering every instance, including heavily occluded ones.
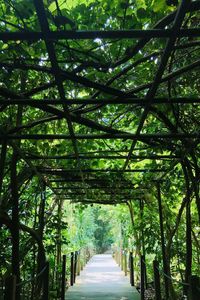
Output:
[49,179,113,183]
[0,133,199,140]
[56,192,135,196]
[1,97,200,105]
[53,186,134,190]
[0,29,200,41]
[62,198,128,205]
[0,141,7,200]
[26,154,179,160]
[37,168,166,173]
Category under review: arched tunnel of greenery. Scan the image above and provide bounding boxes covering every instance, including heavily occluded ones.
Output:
[0,0,200,299]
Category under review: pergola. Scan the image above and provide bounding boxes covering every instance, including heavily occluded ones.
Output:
[0,0,200,206]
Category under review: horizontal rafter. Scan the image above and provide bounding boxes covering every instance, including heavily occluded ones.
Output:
[26,154,178,160]
[0,29,200,41]
[1,97,200,105]
[37,168,166,173]
[1,133,200,140]
[62,198,127,205]
[53,186,135,190]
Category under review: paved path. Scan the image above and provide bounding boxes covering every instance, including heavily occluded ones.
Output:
[66,254,140,300]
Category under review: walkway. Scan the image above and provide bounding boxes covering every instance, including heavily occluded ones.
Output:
[66,254,140,300]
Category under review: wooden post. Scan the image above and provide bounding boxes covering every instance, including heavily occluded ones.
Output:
[81,250,84,270]
[140,199,148,289]
[153,260,161,300]
[116,250,119,265]
[140,255,145,300]
[124,252,127,276]
[120,250,123,270]
[118,250,120,265]
[43,262,49,300]
[61,255,66,300]
[129,252,134,286]
[74,251,78,284]
[84,249,86,267]
[70,252,74,286]
[4,275,16,300]
[11,152,20,300]
[0,141,7,199]
[156,182,169,299]
[77,251,81,276]
[189,276,200,300]
[185,200,192,296]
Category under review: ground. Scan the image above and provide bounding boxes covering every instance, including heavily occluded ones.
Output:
[66,254,140,300]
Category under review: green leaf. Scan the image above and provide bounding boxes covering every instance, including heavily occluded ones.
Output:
[151,0,166,12]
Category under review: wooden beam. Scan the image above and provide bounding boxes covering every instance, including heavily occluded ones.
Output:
[0,133,200,140]
[37,168,166,174]
[0,29,200,41]
[1,97,200,105]
[26,154,179,160]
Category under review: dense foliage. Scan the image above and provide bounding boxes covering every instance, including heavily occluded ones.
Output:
[0,0,200,299]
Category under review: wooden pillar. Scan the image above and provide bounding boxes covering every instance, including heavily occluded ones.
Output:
[129,252,134,286]
[140,255,145,300]
[70,252,74,286]
[120,250,123,269]
[189,276,200,300]
[81,250,84,270]
[124,252,127,276]
[43,262,49,300]
[156,182,169,299]
[37,183,46,280]
[77,251,81,276]
[140,199,147,289]
[185,200,192,295]
[74,251,78,283]
[4,275,16,300]
[11,152,20,300]
[0,141,7,201]
[153,260,161,300]
[61,255,66,300]
[116,250,119,265]
[83,249,86,267]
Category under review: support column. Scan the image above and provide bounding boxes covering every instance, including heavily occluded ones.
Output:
[156,181,169,299]
[129,252,134,286]
[140,255,145,300]
[140,199,147,289]
[70,252,74,286]
[185,200,192,296]
[11,151,20,300]
[153,260,161,300]
[4,275,16,300]
[0,141,7,204]
[61,255,66,300]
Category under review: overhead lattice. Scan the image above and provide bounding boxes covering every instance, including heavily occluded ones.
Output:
[0,0,200,204]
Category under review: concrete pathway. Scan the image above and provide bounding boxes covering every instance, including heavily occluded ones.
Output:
[66,254,140,300]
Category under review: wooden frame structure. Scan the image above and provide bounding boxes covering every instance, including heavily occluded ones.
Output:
[0,0,200,205]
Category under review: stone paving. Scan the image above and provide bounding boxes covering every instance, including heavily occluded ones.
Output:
[66,254,140,300]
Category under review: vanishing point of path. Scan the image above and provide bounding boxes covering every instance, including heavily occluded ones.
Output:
[66,254,140,300]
